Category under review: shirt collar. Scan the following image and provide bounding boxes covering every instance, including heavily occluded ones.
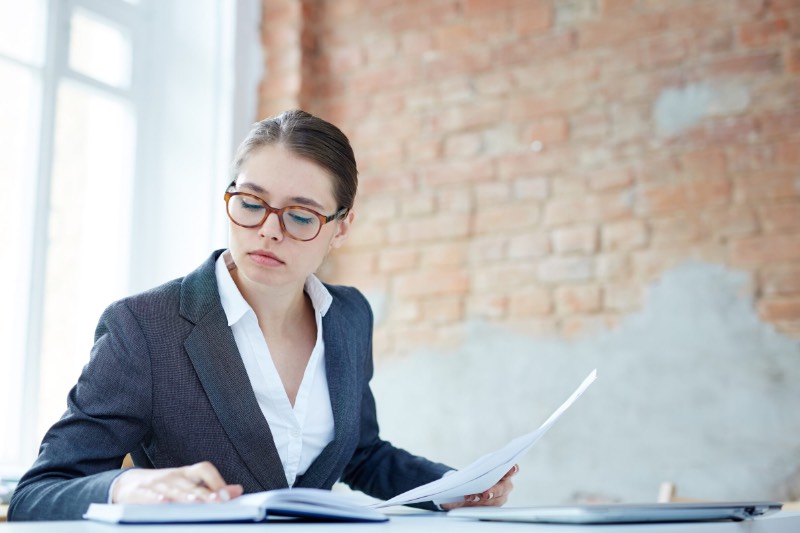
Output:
[215,250,333,327]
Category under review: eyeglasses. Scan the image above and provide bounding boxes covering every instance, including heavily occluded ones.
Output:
[224,185,349,242]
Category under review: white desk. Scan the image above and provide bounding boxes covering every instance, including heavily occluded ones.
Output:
[1,513,799,533]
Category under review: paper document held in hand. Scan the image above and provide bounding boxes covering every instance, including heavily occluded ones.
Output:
[373,368,597,508]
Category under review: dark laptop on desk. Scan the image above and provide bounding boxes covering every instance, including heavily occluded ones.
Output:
[448,501,783,524]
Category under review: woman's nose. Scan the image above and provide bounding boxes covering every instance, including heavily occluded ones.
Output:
[258,211,284,241]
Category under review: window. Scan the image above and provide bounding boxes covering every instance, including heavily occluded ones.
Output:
[0,0,260,476]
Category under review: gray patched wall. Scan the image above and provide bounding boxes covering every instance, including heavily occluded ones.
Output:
[371,262,800,504]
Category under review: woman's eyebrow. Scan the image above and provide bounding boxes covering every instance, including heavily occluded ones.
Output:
[237,182,327,210]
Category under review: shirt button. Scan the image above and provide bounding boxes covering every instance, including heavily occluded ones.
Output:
[290,428,301,439]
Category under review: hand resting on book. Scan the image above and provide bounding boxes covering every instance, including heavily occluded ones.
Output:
[112,461,244,504]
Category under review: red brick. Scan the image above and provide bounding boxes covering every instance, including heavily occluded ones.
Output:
[399,192,435,216]
[385,214,470,244]
[350,62,420,93]
[393,270,470,297]
[421,242,468,268]
[475,182,511,207]
[775,139,800,167]
[512,3,554,35]
[429,100,505,133]
[650,216,701,247]
[760,109,800,139]
[432,24,476,52]
[508,286,552,317]
[424,47,493,80]
[437,188,473,214]
[387,299,420,323]
[377,248,418,273]
[731,234,800,266]
[588,165,635,191]
[726,144,774,173]
[404,137,442,163]
[642,32,691,68]
[347,223,385,249]
[497,149,565,179]
[474,70,515,97]
[475,203,541,234]
[420,298,464,323]
[739,18,791,47]
[693,26,734,55]
[788,45,800,73]
[544,197,592,226]
[561,315,619,337]
[494,33,574,67]
[734,171,800,203]
[469,236,506,264]
[328,44,364,72]
[521,117,570,143]
[513,176,550,200]
[602,220,648,251]
[699,206,759,238]
[638,180,731,215]
[538,257,595,283]
[604,283,643,312]
[704,51,782,78]
[761,265,800,296]
[758,203,800,233]
[578,14,664,48]
[444,132,484,158]
[507,232,550,259]
[473,264,538,291]
[466,294,508,319]
[599,0,636,14]
[635,155,682,183]
[507,87,589,119]
[596,253,630,280]
[419,158,494,187]
[555,285,601,313]
[570,110,610,140]
[388,1,460,32]
[552,225,598,254]
[693,116,761,145]
[758,297,800,321]
[400,30,434,56]
[680,148,727,179]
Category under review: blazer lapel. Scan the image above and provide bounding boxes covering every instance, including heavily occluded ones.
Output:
[181,251,288,491]
[294,298,359,488]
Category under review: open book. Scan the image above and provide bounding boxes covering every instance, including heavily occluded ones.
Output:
[84,487,388,523]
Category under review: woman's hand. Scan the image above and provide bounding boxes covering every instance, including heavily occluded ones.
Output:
[111,461,244,504]
[440,464,518,510]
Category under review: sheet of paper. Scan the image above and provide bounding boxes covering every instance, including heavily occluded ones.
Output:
[372,369,597,508]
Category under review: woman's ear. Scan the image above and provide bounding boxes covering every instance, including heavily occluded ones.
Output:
[329,210,355,250]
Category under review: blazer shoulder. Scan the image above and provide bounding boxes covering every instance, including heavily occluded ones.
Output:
[324,284,373,323]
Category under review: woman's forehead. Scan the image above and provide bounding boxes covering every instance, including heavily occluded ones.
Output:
[239,145,336,206]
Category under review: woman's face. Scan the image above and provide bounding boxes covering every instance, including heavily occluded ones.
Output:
[227,144,353,291]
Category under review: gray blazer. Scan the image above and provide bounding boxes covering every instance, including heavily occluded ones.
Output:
[9,250,450,520]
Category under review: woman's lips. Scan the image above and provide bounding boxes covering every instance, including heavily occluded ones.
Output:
[249,251,284,267]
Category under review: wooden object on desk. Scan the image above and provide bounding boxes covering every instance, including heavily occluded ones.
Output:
[1,503,8,522]
[658,480,800,512]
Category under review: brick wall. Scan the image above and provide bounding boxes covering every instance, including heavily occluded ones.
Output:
[259,0,800,358]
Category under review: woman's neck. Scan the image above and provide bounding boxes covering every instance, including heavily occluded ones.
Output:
[232,270,311,336]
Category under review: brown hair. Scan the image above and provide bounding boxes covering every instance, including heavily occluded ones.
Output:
[231,110,358,211]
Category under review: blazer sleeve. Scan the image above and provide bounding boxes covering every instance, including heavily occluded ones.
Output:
[338,290,452,511]
[9,300,154,521]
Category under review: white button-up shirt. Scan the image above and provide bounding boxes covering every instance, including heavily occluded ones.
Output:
[215,251,335,486]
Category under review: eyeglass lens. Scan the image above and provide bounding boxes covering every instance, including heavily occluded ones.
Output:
[228,195,321,240]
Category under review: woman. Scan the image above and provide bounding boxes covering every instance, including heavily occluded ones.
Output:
[9,110,516,520]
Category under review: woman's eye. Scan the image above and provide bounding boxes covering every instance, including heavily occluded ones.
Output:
[241,200,264,211]
[287,212,314,225]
